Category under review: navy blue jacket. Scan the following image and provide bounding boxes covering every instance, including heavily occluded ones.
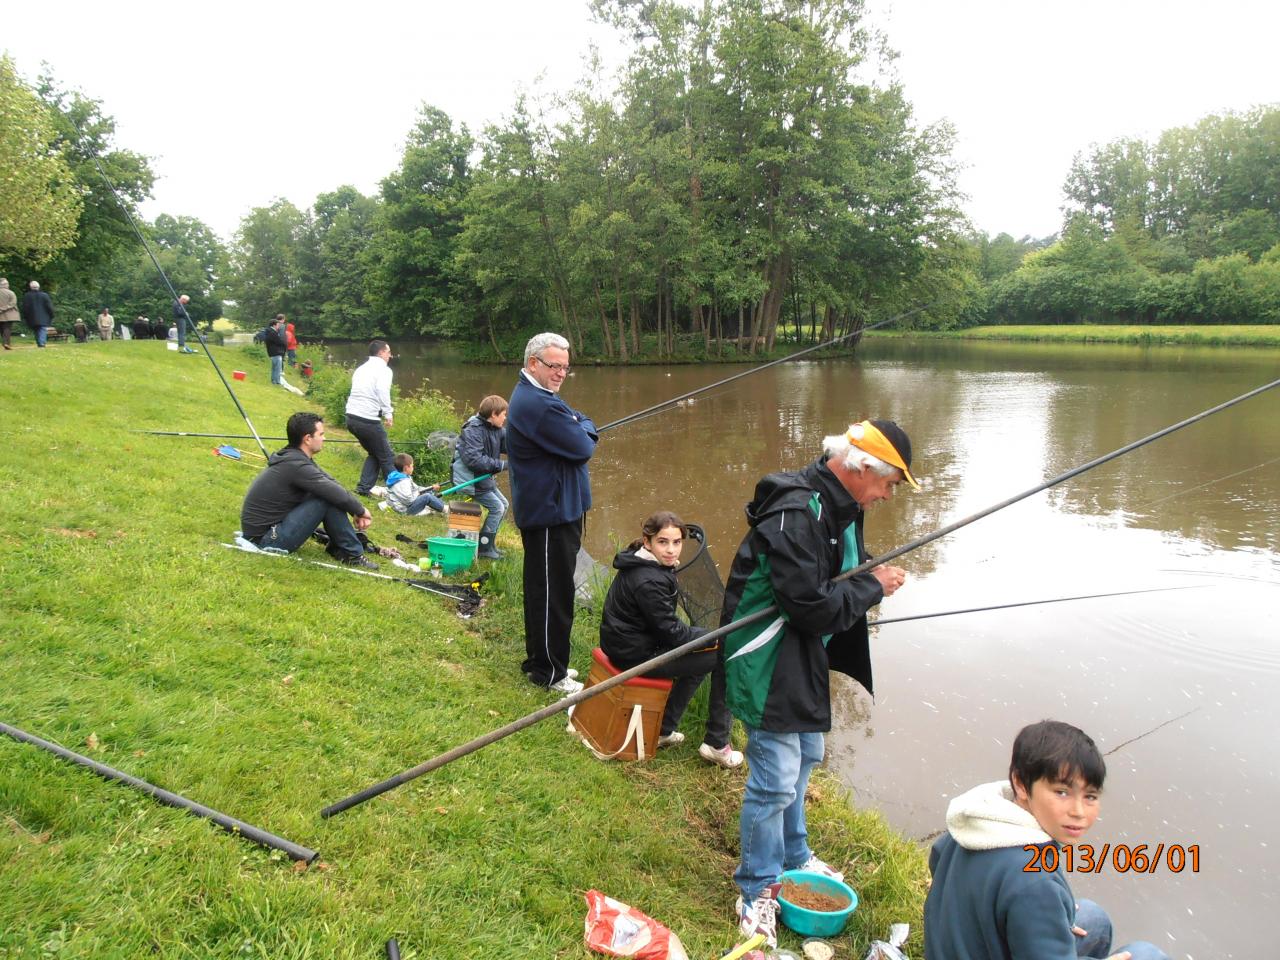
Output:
[506,373,597,529]
[452,414,507,494]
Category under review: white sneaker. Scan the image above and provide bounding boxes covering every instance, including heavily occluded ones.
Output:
[549,676,584,695]
[565,668,579,680]
[698,742,744,769]
[735,884,780,949]
[656,731,686,748]
[369,485,387,498]
[796,853,845,882]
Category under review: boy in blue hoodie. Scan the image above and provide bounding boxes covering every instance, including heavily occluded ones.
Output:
[925,720,1169,960]
[385,453,445,516]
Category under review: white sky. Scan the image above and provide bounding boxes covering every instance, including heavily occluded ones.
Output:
[7,0,1278,244]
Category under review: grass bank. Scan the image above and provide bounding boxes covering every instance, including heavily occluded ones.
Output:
[875,323,1280,347]
[0,341,928,959]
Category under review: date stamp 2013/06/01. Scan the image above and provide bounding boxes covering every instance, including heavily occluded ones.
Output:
[1023,843,1200,875]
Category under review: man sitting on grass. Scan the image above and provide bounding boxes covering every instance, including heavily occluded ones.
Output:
[924,719,1169,960]
[239,412,376,569]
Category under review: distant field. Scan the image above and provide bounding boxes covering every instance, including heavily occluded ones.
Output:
[878,324,1280,347]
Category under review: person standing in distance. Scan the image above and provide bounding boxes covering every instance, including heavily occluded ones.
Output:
[0,279,19,350]
[507,332,598,695]
[263,314,288,385]
[173,294,197,353]
[20,281,55,348]
[345,339,396,497]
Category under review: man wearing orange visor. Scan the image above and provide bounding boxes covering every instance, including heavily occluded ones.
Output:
[721,418,917,948]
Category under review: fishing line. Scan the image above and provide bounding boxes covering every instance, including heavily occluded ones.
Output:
[321,374,1280,817]
[1136,454,1280,509]
[136,430,430,446]
[596,304,931,434]
[79,132,270,458]
[1104,707,1201,757]
[869,585,1205,628]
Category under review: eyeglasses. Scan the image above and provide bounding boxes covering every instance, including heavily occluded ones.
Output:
[534,355,570,374]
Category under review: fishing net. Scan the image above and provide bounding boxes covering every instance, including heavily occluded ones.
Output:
[426,430,459,454]
[674,524,725,629]
[574,547,611,609]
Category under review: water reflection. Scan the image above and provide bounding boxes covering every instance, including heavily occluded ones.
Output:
[326,337,1280,957]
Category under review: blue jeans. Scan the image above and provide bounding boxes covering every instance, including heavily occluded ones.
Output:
[735,726,825,900]
[473,487,508,540]
[35,325,48,347]
[408,490,445,514]
[1074,899,1169,960]
[253,496,362,558]
[270,354,283,384]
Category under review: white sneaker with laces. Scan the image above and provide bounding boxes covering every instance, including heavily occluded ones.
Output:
[549,676,584,695]
[797,853,845,882]
[698,741,744,768]
[656,731,686,748]
[735,884,779,948]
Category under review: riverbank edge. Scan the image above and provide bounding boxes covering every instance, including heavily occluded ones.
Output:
[0,341,929,958]
[871,324,1280,347]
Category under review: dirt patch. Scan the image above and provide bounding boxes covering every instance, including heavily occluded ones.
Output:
[780,880,850,912]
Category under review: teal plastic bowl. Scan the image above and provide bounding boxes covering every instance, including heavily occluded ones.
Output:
[426,536,476,574]
[776,869,858,937]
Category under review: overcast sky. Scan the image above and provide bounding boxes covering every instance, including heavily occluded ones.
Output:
[7,0,1278,244]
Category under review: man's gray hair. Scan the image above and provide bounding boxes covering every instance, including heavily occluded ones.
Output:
[524,332,570,364]
[823,423,897,477]
[29,280,40,290]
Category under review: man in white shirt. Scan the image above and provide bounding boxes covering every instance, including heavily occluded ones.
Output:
[345,340,396,496]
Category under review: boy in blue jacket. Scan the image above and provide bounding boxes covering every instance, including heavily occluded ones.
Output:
[452,394,509,559]
[925,720,1169,960]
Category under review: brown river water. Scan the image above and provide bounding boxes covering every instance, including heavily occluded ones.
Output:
[328,337,1280,958]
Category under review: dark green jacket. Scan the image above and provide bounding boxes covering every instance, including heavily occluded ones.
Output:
[719,459,884,731]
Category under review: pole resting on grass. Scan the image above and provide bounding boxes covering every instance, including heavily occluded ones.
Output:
[0,721,318,863]
[319,374,1280,818]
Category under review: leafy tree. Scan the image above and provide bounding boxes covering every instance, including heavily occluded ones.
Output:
[229,199,312,327]
[0,56,81,269]
[366,106,474,336]
[312,186,379,337]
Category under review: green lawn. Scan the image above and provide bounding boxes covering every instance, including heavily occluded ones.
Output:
[0,340,928,959]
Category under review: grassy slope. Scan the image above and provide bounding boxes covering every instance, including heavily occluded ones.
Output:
[0,341,928,959]
[876,324,1280,346]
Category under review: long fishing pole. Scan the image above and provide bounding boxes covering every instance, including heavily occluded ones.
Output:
[869,585,1203,627]
[81,137,271,459]
[1,721,317,862]
[136,430,433,447]
[320,374,1280,817]
[597,304,930,434]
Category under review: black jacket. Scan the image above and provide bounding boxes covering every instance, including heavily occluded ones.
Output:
[452,414,507,494]
[239,446,365,540]
[263,325,288,357]
[21,290,55,328]
[720,459,884,731]
[599,548,707,670]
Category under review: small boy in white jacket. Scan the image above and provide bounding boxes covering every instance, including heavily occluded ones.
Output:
[384,453,445,515]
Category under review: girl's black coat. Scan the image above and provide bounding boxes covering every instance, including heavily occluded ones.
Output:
[599,548,706,669]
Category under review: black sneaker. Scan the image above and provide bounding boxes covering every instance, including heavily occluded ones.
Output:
[341,554,378,570]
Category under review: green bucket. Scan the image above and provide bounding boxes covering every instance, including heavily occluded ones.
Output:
[427,536,476,574]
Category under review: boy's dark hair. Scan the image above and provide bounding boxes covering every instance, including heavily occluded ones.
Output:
[1009,720,1106,793]
[369,339,389,356]
[478,394,508,420]
[393,452,414,471]
[286,412,324,447]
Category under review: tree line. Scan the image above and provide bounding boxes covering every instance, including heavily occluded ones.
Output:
[5,6,1279,353]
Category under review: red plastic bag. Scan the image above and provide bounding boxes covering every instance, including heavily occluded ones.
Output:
[583,889,689,960]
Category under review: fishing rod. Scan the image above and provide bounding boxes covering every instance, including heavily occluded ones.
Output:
[320,374,1280,817]
[137,430,431,447]
[869,585,1204,628]
[81,137,271,459]
[596,304,930,434]
[1,721,317,862]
